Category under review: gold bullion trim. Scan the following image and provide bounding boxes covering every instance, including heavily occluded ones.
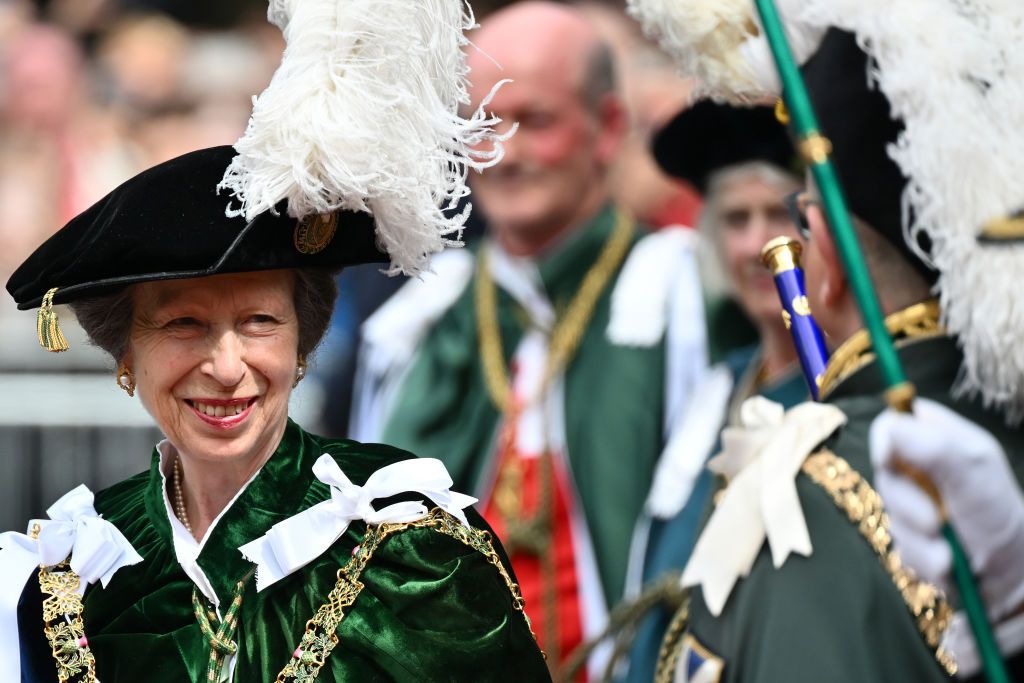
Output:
[819,300,943,400]
[802,450,956,674]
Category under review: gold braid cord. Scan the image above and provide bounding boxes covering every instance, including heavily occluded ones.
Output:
[653,598,691,683]
[802,451,957,675]
[38,562,97,683]
[276,508,534,683]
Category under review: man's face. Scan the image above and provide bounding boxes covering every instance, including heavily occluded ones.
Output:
[467,57,609,244]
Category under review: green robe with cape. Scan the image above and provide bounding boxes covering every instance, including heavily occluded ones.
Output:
[16,419,549,682]
[667,333,1024,682]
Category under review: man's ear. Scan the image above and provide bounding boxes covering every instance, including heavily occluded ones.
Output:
[594,93,627,165]
[808,202,846,306]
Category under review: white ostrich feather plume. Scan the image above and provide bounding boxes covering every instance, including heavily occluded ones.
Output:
[625,0,824,102]
[219,0,509,276]
[798,0,1024,421]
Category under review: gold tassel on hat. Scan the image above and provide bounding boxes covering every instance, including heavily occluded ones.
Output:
[37,287,69,352]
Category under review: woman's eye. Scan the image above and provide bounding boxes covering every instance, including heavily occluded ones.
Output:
[166,317,201,328]
[247,314,277,325]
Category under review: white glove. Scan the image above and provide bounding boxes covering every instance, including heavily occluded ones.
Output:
[870,397,1024,622]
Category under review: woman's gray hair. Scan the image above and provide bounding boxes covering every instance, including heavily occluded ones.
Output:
[70,268,339,363]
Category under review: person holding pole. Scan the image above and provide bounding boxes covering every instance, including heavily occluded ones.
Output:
[627,2,1024,681]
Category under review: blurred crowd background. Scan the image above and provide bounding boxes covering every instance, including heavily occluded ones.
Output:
[0,0,706,530]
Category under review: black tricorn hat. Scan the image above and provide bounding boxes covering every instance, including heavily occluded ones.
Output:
[800,28,935,283]
[653,99,801,193]
[6,145,385,311]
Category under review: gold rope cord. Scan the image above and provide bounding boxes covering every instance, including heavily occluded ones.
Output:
[475,210,635,665]
[802,450,956,674]
[653,598,691,683]
[276,508,535,683]
[38,562,97,682]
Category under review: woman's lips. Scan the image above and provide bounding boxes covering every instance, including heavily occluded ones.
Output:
[185,398,257,429]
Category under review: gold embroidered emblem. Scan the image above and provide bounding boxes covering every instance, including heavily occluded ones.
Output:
[294,213,338,255]
[791,294,811,317]
[38,562,97,682]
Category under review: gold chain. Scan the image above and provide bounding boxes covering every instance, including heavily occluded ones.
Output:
[802,450,956,674]
[819,300,943,399]
[38,562,97,683]
[475,210,636,413]
[277,508,537,682]
[476,210,634,668]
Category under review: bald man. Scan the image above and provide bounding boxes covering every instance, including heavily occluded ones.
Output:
[351,3,708,676]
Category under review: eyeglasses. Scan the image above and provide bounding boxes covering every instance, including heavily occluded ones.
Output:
[782,190,815,240]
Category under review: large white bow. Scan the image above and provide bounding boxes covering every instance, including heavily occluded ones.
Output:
[681,397,846,615]
[240,455,476,591]
[0,484,143,682]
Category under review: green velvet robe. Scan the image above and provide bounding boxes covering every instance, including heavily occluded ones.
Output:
[382,207,670,607]
[679,335,1024,682]
[20,420,549,682]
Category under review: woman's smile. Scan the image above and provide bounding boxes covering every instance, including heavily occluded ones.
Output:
[185,397,259,429]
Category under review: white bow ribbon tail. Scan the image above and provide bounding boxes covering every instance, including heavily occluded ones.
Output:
[240,455,477,592]
[0,484,144,682]
[681,397,847,616]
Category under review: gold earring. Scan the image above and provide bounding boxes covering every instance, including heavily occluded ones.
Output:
[116,364,136,397]
[294,358,307,388]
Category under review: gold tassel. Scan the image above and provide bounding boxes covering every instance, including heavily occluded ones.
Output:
[37,287,69,353]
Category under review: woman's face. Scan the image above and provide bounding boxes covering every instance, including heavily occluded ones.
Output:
[124,270,299,466]
[715,173,803,327]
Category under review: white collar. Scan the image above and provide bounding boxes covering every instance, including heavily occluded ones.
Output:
[156,441,263,608]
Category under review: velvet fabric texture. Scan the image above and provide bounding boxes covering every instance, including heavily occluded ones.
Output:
[18,420,549,682]
[652,101,800,194]
[6,146,384,310]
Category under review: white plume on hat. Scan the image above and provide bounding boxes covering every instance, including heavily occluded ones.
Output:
[624,0,823,103]
[219,0,509,277]
[631,0,1024,422]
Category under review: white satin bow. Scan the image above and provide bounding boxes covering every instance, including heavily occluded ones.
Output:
[681,397,846,615]
[0,484,143,682]
[240,455,476,591]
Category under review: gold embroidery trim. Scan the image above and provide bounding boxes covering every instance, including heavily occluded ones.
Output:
[819,300,943,400]
[276,508,535,682]
[38,561,97,682]
[802,450,956,675]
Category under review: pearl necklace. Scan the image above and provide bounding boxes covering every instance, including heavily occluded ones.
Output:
[173,456,194,534]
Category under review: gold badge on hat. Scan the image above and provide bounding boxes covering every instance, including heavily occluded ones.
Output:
[294,212,338,255]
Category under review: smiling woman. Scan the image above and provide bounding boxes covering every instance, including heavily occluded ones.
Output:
[0,0,549,681]
[0,150,548,682]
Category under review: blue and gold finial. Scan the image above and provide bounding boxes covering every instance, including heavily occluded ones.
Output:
[761,237,828,399]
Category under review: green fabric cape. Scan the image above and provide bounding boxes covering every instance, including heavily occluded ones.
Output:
[682,335,1024,682]
[19,420,549,682]
[382,207,667,607]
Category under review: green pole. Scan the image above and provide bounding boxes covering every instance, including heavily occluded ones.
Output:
[753,1,1009,681]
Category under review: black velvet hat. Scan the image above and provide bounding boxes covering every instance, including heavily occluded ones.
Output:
[6,145,385,311]
[652,100,801,193]
[800,29,935,282]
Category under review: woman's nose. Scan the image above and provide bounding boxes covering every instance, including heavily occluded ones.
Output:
[746,212,779,256]
[202,331,246,387]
